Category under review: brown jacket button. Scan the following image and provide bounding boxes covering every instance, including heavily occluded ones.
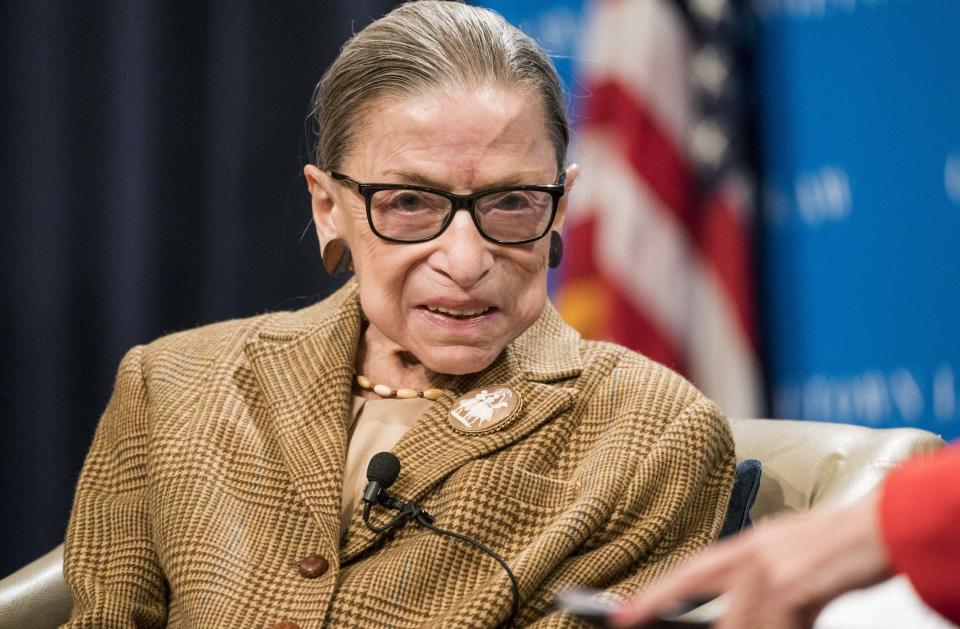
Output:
[271,622,300,629]
[298,553,329,578]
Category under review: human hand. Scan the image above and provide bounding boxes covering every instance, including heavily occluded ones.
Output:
[610,490,892,629]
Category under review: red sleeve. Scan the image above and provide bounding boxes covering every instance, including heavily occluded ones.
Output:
[879,443,960,624]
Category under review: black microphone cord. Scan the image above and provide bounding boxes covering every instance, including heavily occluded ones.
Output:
[362,500,407,533]
[363,496,520,628]
[362,452,519,627]
[416,517,520,628]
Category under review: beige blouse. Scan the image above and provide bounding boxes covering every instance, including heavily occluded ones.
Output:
[339,395,434,535]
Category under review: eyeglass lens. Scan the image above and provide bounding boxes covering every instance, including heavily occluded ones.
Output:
[369,188,554,242]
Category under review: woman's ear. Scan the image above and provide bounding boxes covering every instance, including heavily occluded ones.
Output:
[303,164,339,247]
[553,163,581,232]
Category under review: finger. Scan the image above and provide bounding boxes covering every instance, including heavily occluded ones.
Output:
[610,536,754,625]
[715,567,767,629]
[716,565,818,629]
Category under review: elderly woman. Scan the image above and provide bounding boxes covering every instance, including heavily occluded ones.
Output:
[62,2,734,627]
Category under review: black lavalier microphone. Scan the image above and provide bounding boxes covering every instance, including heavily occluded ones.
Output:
[362,451,401,506]
[362,452,520,628]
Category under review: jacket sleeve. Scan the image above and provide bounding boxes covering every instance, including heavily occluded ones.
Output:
[61,346,167,628]
[880,442,960,624]
[525,396,736,628]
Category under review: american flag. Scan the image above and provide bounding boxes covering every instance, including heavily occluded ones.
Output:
[557,0,762,417]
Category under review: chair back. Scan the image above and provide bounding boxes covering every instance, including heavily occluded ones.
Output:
[728,418,944,521]
[0,545,72,629]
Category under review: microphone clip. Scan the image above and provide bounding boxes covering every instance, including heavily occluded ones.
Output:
[363,488,434,532]
[397,499,434,526]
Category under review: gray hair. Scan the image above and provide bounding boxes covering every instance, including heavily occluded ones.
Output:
[308,0,569,173]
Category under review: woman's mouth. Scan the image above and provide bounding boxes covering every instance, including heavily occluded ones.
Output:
[423,305,494,319]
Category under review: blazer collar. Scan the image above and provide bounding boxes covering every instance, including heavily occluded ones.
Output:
[504,296,583,383]
[244,279,583,561]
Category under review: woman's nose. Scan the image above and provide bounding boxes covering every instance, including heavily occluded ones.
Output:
[431,210,494,287]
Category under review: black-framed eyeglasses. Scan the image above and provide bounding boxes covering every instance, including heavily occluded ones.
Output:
[328,170,565,245]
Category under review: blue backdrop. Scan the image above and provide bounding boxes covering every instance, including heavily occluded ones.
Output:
[757,0,960,440]
[477,0,584,107]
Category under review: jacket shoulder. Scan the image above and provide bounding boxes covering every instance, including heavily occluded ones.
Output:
[576,338,721,425]
[140,282,357,366]
[144,311,275,358]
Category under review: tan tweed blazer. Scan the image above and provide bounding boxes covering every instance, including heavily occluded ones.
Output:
[63,280,734,628]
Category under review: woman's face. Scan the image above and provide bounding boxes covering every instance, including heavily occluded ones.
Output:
[305,86,576,375]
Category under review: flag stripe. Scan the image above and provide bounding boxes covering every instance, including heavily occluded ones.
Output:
[562,216,684,371]
[572,133,692,341]
[689,264,763,416]
[697,178,757,346]
[582,0,693,144]
[582,80,694,229]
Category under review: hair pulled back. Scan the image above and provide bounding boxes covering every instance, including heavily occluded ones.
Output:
[308,0,569,173]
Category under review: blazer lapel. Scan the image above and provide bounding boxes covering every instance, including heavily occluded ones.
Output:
[341,303,583,561]
[245,282,363,564]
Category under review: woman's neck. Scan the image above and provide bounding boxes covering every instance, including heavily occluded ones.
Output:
[354,323,451,397]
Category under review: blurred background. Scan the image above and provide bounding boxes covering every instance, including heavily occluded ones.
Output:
[1,0,957,577]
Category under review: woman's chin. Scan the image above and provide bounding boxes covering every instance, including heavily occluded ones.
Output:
[419,345,501,377]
